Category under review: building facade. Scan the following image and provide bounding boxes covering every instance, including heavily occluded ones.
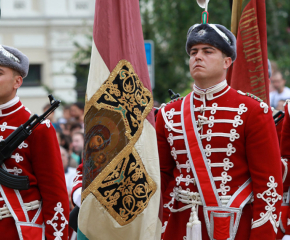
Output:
[0,0,94,114]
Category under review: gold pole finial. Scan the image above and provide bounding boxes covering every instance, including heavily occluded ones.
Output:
[231,0,243,37]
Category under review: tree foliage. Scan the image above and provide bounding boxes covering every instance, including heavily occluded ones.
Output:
[266,0,290,81]
[142,0,231,102]
[72,0,290,103]
[142,0,290,102]
[71,34,92,102]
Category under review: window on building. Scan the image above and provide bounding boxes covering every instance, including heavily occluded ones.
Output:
[75,2,88,10]
[14,0,26,9]
[74,64,89,102]
[23,64,41,86]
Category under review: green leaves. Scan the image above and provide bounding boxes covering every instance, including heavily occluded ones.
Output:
[71,0,290,102]
[148,0,232,102]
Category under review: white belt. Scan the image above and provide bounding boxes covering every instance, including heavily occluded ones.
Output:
[170,188,252,213]
[0,200,41,220]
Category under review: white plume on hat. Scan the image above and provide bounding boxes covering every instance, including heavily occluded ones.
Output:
[197,0,210,10]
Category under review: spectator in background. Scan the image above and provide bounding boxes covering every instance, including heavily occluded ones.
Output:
[70,122,84,136]
[70,102,84,126]
[268,59,274,93]
[270,71,290,108]
[58,105,72,132]
[58,132,78,168]
[270,60,278,76]
[60,146,76,192]
[277,99,287,111]
[72,131,84,165]
[60,145,78,240]
[61,120,74,136]
[43,103,62,131]
[59,132,71,151]
[58,105,72,124]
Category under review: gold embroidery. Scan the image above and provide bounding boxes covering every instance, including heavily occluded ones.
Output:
[82,60,156,226]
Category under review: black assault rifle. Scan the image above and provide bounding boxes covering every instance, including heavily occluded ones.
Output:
[0,94,61,190]
[154,89,181,118]
[272,109,285,126]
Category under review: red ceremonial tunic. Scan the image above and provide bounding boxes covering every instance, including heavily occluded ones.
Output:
[71,163,83,199]
[280,100,290,237]
[0,96,69,240]
[156,80,283,240]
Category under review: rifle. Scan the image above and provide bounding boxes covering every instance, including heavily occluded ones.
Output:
[168,89,181,100]
[272,109,285,126]
[0,94,61,190]
[154,89,181,117]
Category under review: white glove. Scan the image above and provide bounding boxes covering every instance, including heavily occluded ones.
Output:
[282,235,290,240]
[72,187,82,207]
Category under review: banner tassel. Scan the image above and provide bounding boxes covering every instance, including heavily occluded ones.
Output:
[187,206,202,240]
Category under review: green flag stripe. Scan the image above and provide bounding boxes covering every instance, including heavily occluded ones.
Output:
[77,228,89,240]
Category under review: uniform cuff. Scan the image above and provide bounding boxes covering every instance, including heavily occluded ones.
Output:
[72,187,82,207]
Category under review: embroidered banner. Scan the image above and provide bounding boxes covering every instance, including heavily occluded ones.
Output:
[228,0,269,105]
[82,60,156,225]
[78,0,161,239]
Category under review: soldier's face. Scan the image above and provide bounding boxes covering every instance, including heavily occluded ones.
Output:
[0,66,22,104]
[189,44,231,86]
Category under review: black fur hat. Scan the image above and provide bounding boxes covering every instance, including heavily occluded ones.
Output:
[186,24,237,62]
[0,45,29,78]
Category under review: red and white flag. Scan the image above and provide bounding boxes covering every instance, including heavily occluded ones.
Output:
[78,1,161,239]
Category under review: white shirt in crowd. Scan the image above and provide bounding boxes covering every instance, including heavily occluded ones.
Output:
[65,167,77,192]
[270,86,290,108]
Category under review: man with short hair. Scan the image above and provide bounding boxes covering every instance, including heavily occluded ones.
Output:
[72,131,84,165]
[156,23,282,240]
[0,45,69,239]
[270,71,290,109]
[70,102,84,125]
[60,146,76,193]
[70,122,83,136]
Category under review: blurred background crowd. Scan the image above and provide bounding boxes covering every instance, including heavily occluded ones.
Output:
[269,61,290,110]
[44,102,85,210]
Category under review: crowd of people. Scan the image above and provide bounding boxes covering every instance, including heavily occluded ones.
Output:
[44,102,85,205]
[270,61,290,110]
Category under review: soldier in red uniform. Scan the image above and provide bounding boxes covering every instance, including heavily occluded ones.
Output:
[0,45,69,239]
[156,23,283,240]
[279,100,290,240]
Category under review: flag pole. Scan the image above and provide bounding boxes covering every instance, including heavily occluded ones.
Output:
[231,0,243,37]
